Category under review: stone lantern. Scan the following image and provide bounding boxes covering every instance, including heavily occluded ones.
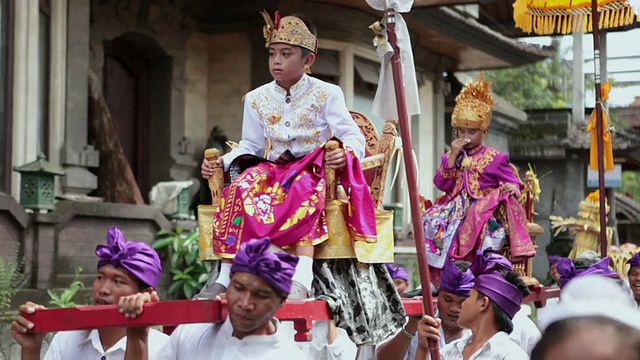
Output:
[13,153,65,211]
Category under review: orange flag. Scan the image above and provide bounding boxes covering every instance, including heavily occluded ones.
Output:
[587,81,614,172]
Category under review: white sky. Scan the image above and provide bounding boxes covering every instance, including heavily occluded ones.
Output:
[519,28,640,107]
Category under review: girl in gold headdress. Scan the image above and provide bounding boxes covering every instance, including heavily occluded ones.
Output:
[423,73,535,280]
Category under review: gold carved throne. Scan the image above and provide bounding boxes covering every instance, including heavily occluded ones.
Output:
[314,111,398,262]
[198,111,399,263]
[497,169,543,286]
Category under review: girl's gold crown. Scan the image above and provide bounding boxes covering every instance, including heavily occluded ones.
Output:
[451,72,495,131]
[261,11,317,53]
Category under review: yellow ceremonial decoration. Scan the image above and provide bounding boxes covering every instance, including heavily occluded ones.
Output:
[513,0,639,34]
[609,243,640,276]
[550,190,614,259]
[587,81,615,172]
[261,10,318,53]
[451,73,495,131]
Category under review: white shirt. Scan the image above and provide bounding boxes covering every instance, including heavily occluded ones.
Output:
[153,318,307,360]
[380,306,537,360]
[280,320,357,360]
[43,328,168,360]
[222,74,365,170]
[510,306,541,354]
[440,331,529,360]
[403,318,471,360]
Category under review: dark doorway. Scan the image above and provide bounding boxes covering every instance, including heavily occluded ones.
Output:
[103,37,151,200]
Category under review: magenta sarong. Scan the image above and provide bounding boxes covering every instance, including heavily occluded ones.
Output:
[212,144,377,258]
[451,188,536,263]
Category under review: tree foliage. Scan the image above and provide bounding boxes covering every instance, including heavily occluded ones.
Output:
[484,39,571,110]
[621,171,640,202]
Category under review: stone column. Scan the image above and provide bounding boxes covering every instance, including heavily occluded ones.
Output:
[11,0,40,200]
[571,31,584,124]
[415,76,436,201]
[49,0,68,195]
[339,46,355,108]
[60,0,99,196]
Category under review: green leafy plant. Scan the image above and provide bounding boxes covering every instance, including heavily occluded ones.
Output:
[0,252,29,309]
[153,227,211,299]
[47,267,85,308]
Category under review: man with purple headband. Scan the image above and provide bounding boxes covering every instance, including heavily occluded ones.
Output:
[376,259,474,360]
[414,252,531,359]
[546,255,563,287]
[11,226,168,360]
[556,256,619,289]
[387,263,410,296]
[118,237,306,360]
[628,252,640,307]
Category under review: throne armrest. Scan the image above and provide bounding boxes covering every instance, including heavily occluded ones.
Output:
[361,154,386,171]
[204,148,224,206]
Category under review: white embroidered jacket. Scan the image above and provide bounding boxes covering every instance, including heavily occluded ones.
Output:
[222,74,366,170]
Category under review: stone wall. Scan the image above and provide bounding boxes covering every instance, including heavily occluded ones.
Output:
[513,153,587,280]
[206,33,252,146]
[0,197,171,310]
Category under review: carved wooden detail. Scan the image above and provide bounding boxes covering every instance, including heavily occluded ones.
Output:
[347,111,398,209]
[349,111,380,156]
[323,140,340,202]
[204,148,223,206]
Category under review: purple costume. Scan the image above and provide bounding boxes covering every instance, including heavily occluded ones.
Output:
[423,145,523,269]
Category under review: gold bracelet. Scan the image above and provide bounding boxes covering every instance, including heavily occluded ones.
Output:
[401,327,415,340]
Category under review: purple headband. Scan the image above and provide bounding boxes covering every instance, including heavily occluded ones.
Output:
[547,255,564,266]
[231,238,299,295]
[95,226,162,288]
[627,252,640,268]
[386,263,409,281]
[470,253,523,319]
[469,250,513,274]
[557,257,618,288]
[439,260,474,297]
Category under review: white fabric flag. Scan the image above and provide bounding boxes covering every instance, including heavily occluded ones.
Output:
[366,0,421,120]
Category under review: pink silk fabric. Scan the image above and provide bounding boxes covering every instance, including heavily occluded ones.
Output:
[451,188,536,263]
[212,143,377,258]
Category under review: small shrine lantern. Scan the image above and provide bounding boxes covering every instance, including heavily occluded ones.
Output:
[13,154,65,211]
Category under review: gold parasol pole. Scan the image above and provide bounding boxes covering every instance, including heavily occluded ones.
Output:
[590,0,609,257]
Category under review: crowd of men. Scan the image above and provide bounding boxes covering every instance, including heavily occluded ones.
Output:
[9,225,640,359]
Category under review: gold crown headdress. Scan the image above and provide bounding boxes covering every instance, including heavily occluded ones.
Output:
[451,72,495,131]
[261,11,317,53]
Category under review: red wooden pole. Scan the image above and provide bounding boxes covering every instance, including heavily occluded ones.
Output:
[590,0,608,258]
[386,12,440,360]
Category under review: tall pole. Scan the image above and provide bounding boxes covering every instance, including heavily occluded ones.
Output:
[386,12,440,360]
[599,33,619,246]
[590,1,608,257]
[571,31,584,124]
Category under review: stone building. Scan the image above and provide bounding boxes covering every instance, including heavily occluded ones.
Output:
[0,0,550,300]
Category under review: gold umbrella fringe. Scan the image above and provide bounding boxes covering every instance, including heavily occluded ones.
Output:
[514,0,638,34]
